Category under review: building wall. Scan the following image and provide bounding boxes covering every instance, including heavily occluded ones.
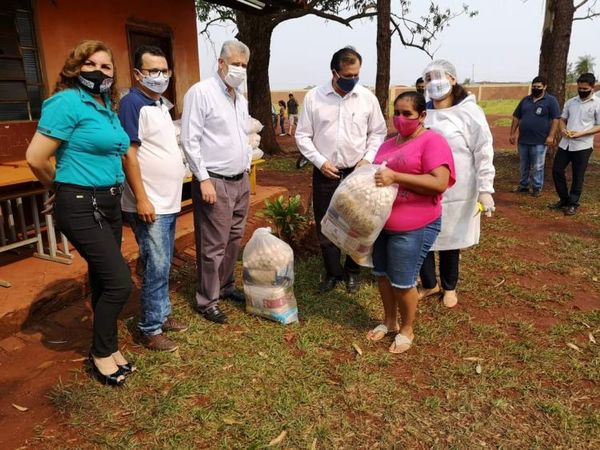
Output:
[34,0,200,114]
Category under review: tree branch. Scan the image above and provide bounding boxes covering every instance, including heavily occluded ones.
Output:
[574,0,590,10]
[390,17,434,58]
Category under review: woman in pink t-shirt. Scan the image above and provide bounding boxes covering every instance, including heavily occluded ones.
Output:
[367,91,455,354]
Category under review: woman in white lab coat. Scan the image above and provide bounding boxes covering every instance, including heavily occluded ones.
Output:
[418,60,496,307]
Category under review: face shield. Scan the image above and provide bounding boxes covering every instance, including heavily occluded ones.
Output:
[423,61,457,101]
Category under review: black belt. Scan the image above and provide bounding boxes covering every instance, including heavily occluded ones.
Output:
[55,182,124,196]
[207,171,245,181]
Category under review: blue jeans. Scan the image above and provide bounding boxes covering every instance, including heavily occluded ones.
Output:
[124,212,177,336]
[518,144,547,191]
[372,217,441,289]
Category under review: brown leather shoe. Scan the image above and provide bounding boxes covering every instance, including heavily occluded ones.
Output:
[162,317,189,333]
[138,333,179,352]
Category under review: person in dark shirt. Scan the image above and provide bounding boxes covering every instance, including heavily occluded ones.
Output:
[510,76,560,197]
[287,93,299,136]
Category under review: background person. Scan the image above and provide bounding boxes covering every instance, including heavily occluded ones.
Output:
[549,72,600,216]
[287,93,299,135]
[181,40,252,324]
[415,77,426,95]
[509,76,560,197]
[278,100,287,136]
[26,40,132,386]
[367,92,455,354]
[119,45,188,352]
[295,46,387,294]
[418,59,496,308]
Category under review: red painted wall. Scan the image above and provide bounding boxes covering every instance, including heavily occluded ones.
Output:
[34,0,200,114]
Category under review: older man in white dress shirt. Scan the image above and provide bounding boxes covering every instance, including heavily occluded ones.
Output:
[181,40,252,324]
[296,46,387,294]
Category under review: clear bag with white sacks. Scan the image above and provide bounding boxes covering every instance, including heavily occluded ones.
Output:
[320,163,398,267]
[242,227,298,324]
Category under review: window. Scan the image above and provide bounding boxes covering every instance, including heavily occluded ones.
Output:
[0,0,43,121]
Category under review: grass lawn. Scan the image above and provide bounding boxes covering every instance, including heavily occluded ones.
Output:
[479,99,519,116]
[40,152,600,449]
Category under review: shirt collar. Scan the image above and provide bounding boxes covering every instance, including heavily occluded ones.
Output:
[132,87,162,106]
[576,94,596,103]
[322,81,359,98]
[78,87,112,111]
[214,74,242,98]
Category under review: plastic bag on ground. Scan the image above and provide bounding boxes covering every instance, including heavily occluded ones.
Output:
[321,163,398,267]
[242,227,298,324]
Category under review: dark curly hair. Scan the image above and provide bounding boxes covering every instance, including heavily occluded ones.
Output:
[54,40,119,111]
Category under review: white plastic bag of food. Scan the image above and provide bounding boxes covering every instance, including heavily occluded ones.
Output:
[321,163,398,267]
[242,227,298,324]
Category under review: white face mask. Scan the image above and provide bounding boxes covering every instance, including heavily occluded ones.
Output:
[427,78,452,100]
[136,70,170,94]
[224,65,246,88]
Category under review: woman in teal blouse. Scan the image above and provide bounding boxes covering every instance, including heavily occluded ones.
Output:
[26,40,133,386]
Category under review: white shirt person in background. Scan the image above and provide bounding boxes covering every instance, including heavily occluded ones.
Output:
[295,46,387,294]
[549,72,600,216]
[181,40,252,324]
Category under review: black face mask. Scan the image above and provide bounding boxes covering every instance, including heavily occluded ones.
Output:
[578,89,592,99]
[78,70,113,94]
[531,88,544,97]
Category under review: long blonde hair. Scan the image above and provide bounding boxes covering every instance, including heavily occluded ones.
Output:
[54,40,119,110]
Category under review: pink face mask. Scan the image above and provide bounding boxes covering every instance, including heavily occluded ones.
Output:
[393,115,421,137]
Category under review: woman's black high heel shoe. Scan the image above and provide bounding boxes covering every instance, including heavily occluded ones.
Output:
[88,354,126,387]
[117,361,137,376]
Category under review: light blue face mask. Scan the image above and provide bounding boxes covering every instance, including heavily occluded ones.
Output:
[136,70,170,94]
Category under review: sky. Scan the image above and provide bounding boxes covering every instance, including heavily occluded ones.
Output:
[197,0,600,89]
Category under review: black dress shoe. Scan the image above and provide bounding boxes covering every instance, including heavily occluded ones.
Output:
[531,189,542,198]
[202,305,227,324]
[223,289,245,302]
[564,205,577,216]
[345,272,360,294]
[318,277,339,293]
[512,186,529,193]
[548,200,567,210]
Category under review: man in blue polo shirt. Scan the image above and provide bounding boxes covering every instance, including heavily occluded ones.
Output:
[119,45,187,352]
[510,76,560,197]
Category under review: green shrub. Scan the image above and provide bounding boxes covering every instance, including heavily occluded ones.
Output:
[260,194,308,244]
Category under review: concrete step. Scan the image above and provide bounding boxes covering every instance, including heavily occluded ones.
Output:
[0,185,287,339]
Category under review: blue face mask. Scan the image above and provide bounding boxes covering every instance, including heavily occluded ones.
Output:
[335,71,359,93]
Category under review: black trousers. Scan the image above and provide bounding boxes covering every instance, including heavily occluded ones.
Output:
[419,250,460,291]
[312,167,360,278]
[552,147,593,207]
[55,184,132,357]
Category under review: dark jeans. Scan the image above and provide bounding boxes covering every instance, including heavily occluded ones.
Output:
[419,249,460,291]
[55,184,132,357]
[552,147,593,207]
[312,167,360,279]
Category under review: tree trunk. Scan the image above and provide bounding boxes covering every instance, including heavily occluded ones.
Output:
[375,0,391,120]
[538,0,575,108]
[236,12,281,153]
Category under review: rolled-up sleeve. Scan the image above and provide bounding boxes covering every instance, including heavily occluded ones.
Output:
[37,92,78,141]
[181,86,209,181]
[363,95,388,162]
[295,92,326,170]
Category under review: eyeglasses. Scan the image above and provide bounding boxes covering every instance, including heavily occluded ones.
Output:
[139,68,173,78]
